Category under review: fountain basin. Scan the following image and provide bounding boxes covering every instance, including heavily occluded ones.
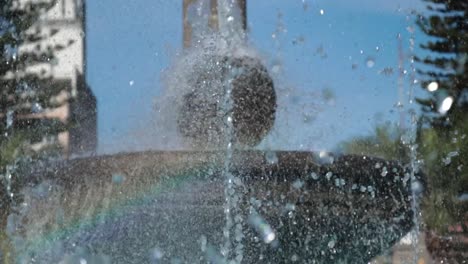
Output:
[10,151,415,263]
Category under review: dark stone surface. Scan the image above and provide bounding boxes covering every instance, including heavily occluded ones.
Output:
[12,151,417,263]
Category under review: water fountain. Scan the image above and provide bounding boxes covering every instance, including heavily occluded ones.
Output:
[2,1,421,263]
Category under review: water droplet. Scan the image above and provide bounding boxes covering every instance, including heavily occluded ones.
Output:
[32,102,43,113]
[150,247,164,261]
[381,166,388,177]
[292,179,304,189]
[319,9,324,15]
[427,81,438,92]
[200,235,207,252]
[411,180,423,195]
[442,151,459,165]
[265,151,278,164]
[366,57,375,68]
[291,254,299,262]
[6,110,14,128]
[438,96,453,114]
[334,178,340,187]
[129,80,134,86]
[310,172,319,180]
[318,151,334,164]
[272,64,281,74]
[227,16,234,22]
[285,203,296,212]
[248,213,276,244]
[264,232,275,244]
[112,173,126,184]
[325,171,332,180]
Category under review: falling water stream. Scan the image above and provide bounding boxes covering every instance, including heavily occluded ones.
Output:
[401,11,422,264]
[406,13,423,264]
[220,58,242,263]
[221,66,244,263]
[218,1,246,262]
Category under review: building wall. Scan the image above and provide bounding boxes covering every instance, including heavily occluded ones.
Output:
[70,73,97,156]
[16,0,96,156]
[19,0,85,90]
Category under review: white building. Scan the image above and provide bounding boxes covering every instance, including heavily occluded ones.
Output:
[16,0,97,156]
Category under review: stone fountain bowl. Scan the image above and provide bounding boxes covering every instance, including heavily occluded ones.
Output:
[9,151,415,263]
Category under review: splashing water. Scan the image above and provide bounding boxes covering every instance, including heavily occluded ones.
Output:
[403,12,423,264]
[221,60,244,262]
[2,2,428,263]
[165,2,273,261]
[218,1,247,262]
[247,211,277,246]
[149,0,265,260]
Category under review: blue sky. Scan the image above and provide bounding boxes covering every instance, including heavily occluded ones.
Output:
[86,0,427,154]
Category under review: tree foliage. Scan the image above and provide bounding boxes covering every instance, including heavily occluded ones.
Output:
[344,0,468,233]
[1,1,61,261]
[339,123,409,162]
[1,0,65,185]
[415,0,468,233]
[415,0,468,123]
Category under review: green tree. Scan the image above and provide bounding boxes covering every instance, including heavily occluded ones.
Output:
[416,0,467,120]
[339,122,409,162]
[415,0,467,233]
[1,0,62,261]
